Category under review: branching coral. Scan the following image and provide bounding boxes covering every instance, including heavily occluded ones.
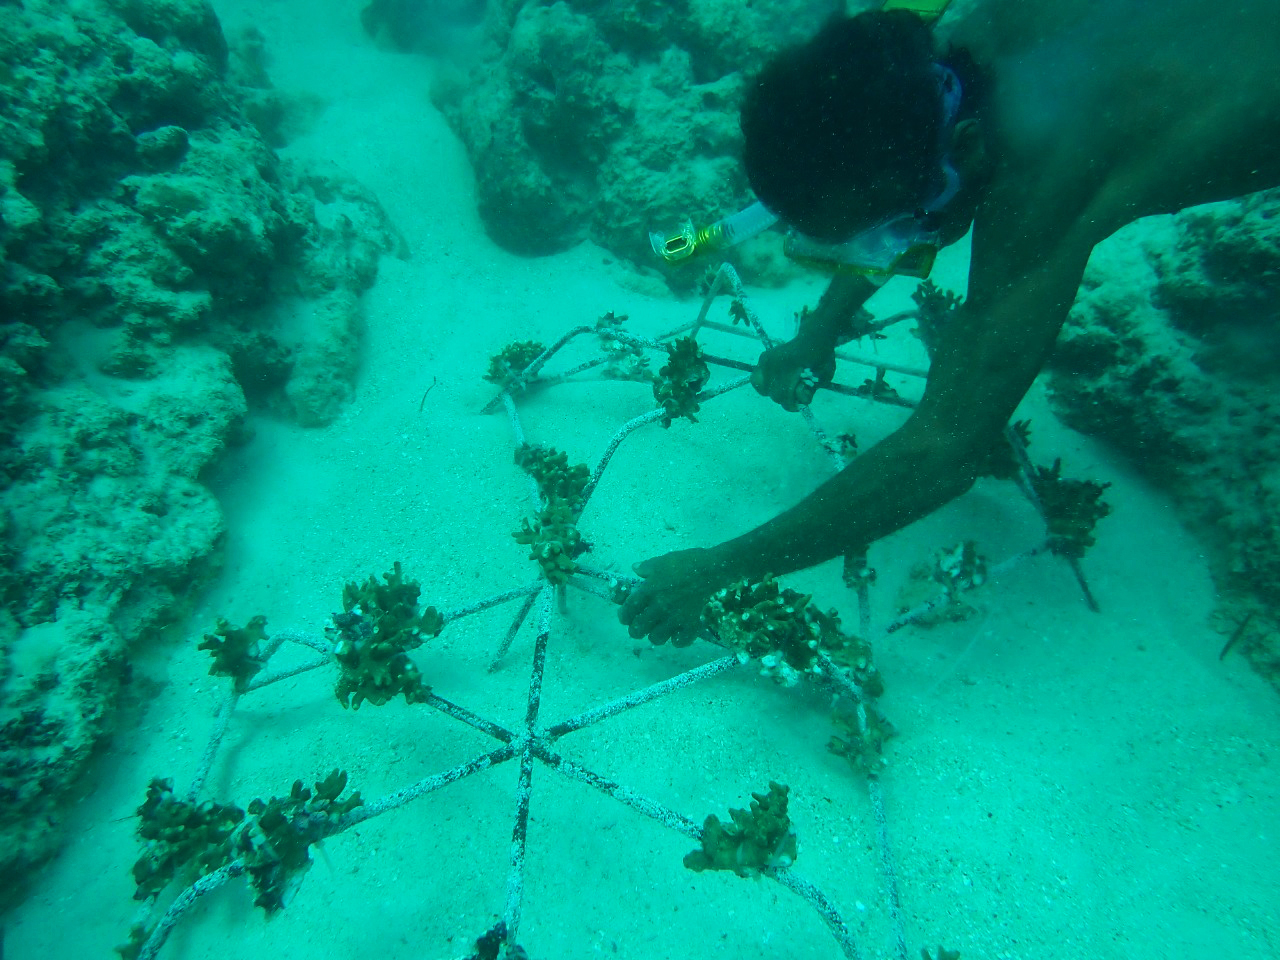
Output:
[1032,459,1112,559]
[331,562,444,708]
[828,701,893,777]
[513,501,583,584]
[684,782,797,877]
[121,770,362,956]
[703,576,882,694]
[198,615,268,692]
[595,311,653,382]
[485,340,546,387]
[895,541,989,626]
[512,443,590,582]
[235,770,363,913]
[911,279,964,357]
[514,443,590,513]
[129,779,244,901]
[653,336,709,427]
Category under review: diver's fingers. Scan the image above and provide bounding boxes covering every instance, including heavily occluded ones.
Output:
[647,618,677,646]
[763,369,796,410]
[618,581,646,625]
[625,595,667,639]
[631,558,657,579]
[779,377,802,412]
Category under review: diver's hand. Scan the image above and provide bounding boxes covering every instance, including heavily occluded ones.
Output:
[750,334,837,412]
[618,547,736,646]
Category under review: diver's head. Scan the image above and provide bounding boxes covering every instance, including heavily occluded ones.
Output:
[741,10,984,243]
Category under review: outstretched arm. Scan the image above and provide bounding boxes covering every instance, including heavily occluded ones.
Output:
[620,219,1099,644]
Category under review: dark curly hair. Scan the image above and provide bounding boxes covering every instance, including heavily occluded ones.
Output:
[741,10,954,242]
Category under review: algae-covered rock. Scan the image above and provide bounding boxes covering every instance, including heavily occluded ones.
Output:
[0,0,401,902]
[432,0,850,285]
[1049,190,1280,689]
[0,609,127,901]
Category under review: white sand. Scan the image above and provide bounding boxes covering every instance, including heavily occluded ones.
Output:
[7,3,1279,959]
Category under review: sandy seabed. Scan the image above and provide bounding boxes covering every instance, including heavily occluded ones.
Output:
[7,2,1279,959]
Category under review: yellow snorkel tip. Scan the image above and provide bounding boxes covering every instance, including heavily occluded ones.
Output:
[649,203,780,265]
[649,221,728,264]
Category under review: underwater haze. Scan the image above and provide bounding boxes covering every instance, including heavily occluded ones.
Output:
[1,1,1278,960]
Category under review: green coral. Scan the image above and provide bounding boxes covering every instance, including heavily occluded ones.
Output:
[128,778,244,901]
[911,279,964,356]
[120,771,363,955]
[828,701,893,777]
[234,769,363,913]
[513,501,582,584]
[198,615,268,692]
[331,562,443,709]
[684,782,797,877]
[515,443,590,512]
[653,336,709,427]
[511,444,590,583]
[703,577,883,695]
[596,311,653,382]
[1031,458,1112,559]
[485,340,545,386]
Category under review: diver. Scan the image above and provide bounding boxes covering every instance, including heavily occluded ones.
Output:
[620,0,1280,644]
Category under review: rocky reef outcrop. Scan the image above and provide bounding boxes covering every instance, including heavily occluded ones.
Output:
[431,0,852,286]
[0,0,401,900]
[1049,190,1280,687]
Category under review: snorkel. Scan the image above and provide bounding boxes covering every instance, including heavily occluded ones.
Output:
[649,201,779,264]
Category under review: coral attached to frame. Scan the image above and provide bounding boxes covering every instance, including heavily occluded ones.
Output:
[512,444,590,582]
[120,770,363,957]
[198,614,268,692]
[653,336,710,427]
[1031,458,1112,559]
[515,443,590,513]
[485,340,546,387]
[513,501,584,584]
[236,769,364,913]
[331,562,444,708]
[703,576,883,695]
[684,782,798,877]
[129,778,245,902]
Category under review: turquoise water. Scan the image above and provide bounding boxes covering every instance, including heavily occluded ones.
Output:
[2,2,1278,959]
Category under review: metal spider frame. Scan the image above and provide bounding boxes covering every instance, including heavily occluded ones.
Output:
[130,264,1094,960]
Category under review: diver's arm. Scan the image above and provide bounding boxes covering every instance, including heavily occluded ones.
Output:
[621,211,1105,643]
[798,272,882,346]
[622,236,1091,641]
[723,235,1094,582]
